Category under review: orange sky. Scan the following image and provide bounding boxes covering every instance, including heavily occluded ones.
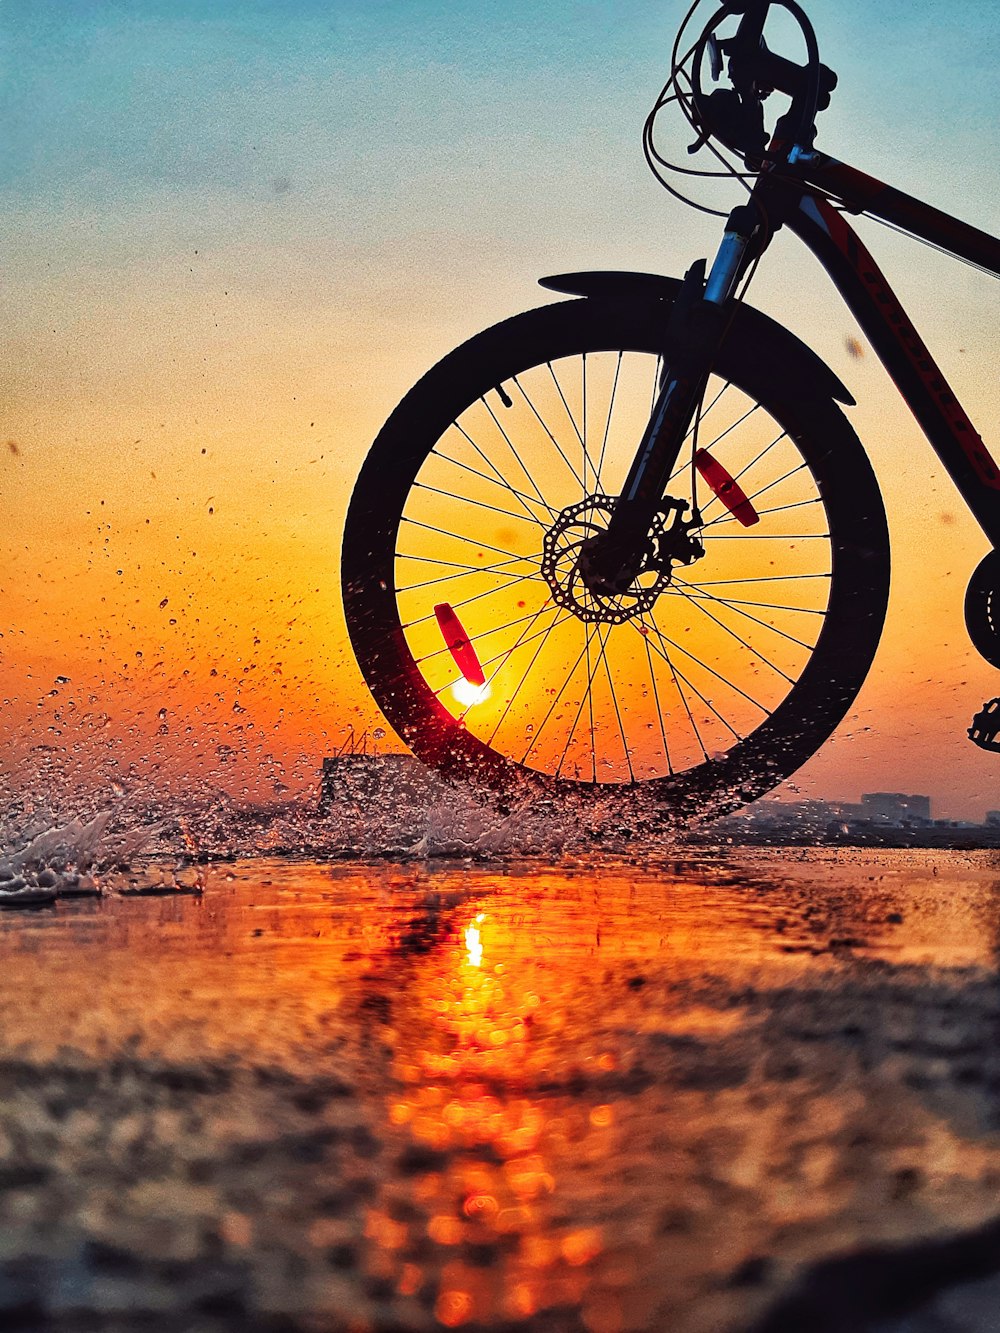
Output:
[3,0,999,819]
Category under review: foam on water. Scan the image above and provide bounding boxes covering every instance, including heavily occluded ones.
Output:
[0,753,689,906]
[0,807,205,906]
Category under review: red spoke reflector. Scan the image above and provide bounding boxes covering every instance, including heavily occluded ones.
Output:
[693,448,760,526]
[433,603,486,686]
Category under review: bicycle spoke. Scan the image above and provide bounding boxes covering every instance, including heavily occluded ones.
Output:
[644,631,673,775]
[400,516,525,561]
[473,405,560,521]
[397,550,533,574]
[431,447,555,521]
[668,585,799,683]
[396,551,540,593]
[600,624,634,782]
[672,574,826,607]
[513,374,587,492]
[434,603,567,701]
[546,361,582,449]
[414,600,549,667]
[698,378,733,424]
[520,624,594,766]
[412,480,546,527]
[555,620,598,779]
[700,458,810,526]
[702,495,824,530]
[562,619,624,777]
[666,392,757,488]
[637,616,713,758]
[595,352,622,491]
[638,613,744,745]
[697,429,789,518]
[638,611,771,714]
[700,532,828,541]
[401,567,546,632]
[698,595,817,651]
[581,354,588,495]
[687,572,831,586]
[547,364,599,495]
[586,613,599,782]
[667,581,826,618]
[486,614,561,746]
[459,602,576,726]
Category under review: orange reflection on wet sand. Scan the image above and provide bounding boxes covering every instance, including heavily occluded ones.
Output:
[0,851,999,1331]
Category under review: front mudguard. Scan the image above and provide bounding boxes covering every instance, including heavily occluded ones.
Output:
[539,269,855,407]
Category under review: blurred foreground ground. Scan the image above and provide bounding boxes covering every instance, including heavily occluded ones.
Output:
[1,848,1000,1332]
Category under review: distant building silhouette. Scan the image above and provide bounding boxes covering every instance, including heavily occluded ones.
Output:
[860,793,931,825]
[713,790,999,845]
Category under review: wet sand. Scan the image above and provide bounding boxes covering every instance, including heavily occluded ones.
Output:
[1,847,999,1331]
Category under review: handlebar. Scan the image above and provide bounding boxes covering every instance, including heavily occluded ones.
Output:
[690,0,836,162]
[731,36,837,110]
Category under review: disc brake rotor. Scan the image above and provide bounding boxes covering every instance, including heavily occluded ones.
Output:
[541,494,700,625]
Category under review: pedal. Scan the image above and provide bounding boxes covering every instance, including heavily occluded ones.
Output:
[968,697,1000,753]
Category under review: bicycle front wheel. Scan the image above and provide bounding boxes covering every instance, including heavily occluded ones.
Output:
[342,297,889,816]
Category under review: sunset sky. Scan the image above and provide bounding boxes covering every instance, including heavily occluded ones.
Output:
[3,0,999,819]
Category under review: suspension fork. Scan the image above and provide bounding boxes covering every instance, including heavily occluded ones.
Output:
[593,202,763,575]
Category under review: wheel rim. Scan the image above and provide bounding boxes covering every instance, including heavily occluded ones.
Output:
[393,348,834,787]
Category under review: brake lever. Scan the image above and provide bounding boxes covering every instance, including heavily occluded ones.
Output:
[707,33,723,82]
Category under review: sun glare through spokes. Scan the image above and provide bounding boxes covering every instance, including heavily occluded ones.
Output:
[453,678,492,708]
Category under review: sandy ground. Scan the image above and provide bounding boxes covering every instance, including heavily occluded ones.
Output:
[1,847,1000,1331]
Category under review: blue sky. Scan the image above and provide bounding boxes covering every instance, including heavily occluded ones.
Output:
[5,2,997,214]
[4,0,998,306]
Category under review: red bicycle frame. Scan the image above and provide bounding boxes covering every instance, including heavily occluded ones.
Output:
[754,153,1000,546]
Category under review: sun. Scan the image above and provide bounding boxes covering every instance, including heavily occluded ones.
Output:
[452,678,492,708]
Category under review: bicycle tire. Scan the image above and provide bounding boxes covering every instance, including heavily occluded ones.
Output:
[965,549,1000,671]
[342,296,889,817]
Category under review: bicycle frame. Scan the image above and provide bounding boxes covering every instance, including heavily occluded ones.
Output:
[750,154,1000,546]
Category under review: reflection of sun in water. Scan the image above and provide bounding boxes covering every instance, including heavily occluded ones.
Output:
[452,678,491,708]
[464,914,485,968]
[364,904,620,1326]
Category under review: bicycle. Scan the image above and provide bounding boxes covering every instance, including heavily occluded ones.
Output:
[342,0,1000,819]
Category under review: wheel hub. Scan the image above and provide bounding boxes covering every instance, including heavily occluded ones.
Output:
[541,494,704,625]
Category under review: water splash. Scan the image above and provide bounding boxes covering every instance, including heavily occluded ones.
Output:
[0,808,204,907]
[0,751,688,893]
